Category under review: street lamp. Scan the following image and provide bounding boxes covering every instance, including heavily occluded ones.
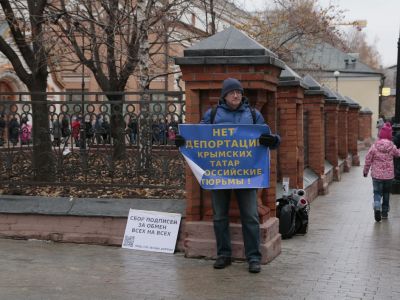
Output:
[333,70,340,92]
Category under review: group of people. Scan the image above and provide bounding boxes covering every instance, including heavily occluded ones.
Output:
[0,111,183,148]
[0,114,32,146]
[151,118,180,145]
[51,115,114,147]
[48,114,182,148]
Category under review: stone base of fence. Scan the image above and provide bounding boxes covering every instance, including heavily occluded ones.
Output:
[0,214,126,245]
[0,195,186,250]
[183,218,281,264]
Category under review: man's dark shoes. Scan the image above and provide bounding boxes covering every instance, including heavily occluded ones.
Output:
[374,209,381,222]
[213,256,231,269]
[248,261,261,273]
[382,211,388,219]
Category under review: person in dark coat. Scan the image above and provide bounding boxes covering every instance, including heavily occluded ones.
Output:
[128,119,138,145]
[0,114,5,146]
[94,115,103,144]
[9,117,20,145]
[84,116,94,146]
[175,78,280,273]
[101,117,111,144]
[52,117,61,146]
[61,116,70,146]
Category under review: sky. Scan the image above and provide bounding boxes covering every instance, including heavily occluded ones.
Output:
[238,0,400,67]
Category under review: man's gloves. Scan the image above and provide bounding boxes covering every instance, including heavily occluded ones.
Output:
[259,133,280,149]
[175,134,185,147]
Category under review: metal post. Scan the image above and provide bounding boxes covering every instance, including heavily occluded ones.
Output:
[395,32,400,123]
[391,30,400,192]
[80,27,86,150]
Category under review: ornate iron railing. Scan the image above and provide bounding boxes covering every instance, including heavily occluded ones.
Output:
[0,91,186,194]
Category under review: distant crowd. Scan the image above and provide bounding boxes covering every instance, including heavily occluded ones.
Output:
[0,113,182,147]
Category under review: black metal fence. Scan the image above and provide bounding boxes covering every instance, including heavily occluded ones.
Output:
[0,91,186,194]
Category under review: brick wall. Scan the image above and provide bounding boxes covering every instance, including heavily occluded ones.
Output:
[324,101,340,180]
[338,103,349,159]
[359,111,373,141]
[303,94,325,176]
[348,107,361,165]
[277,86,304,189]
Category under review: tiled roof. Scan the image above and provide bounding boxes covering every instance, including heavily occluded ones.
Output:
[291,42,381,75]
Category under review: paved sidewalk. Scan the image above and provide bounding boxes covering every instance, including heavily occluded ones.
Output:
[1,152,400,299]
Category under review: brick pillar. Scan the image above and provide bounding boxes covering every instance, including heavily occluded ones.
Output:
[175,27,285,264]
[277,86,304,189]
[261,91,278,216]
[325,100,340,181]
[348,106,361,166]
[303,93,326,194]
[338,102,350,172]
[359,109,373,146]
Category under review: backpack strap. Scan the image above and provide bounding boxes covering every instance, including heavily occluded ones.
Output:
[210,106,217,124]
[250,106,256,124]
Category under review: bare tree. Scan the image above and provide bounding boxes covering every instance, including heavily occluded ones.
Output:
[0,0,54,180]
[343,28,382,70]
[238,0,344,62]
[47,0,189,161]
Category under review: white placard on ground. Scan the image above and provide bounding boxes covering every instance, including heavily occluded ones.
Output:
[122,209,181,254]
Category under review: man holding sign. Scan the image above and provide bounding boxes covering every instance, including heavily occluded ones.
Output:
[175,78,280,273]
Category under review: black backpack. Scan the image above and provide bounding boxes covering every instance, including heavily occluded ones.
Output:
[276,198,297,239]
[210,106,257,124]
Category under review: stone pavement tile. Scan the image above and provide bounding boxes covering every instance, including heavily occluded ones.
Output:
[2,151,400,299]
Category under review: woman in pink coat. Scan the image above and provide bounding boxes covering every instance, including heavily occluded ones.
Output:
[364,122,400,221]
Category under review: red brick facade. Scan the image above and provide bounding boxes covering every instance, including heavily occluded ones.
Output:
[348,107,361,165]
[277,86,304,190]
[303,93,326,193]
[324,101,341,181]
[359,110,373,141]
[338,103,349,160]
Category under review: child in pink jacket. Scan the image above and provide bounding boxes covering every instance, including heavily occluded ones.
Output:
[364,122,400,221]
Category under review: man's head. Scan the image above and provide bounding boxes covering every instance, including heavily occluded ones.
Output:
[221,78,244,110]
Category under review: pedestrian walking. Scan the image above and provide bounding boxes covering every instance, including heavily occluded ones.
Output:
[175,78,280,273]
[8,117,19,146]
[364,122,400,221]
[20,116,32,145]
[167,126,176,145]
[0,114,5,146]
[52,117,61,146]
[85,116,94,146]
[72,117,81,147]
[159,118,167,145]
[61,116,70,146]
[376,114,385,137]
[101,117,111,144]
[94,115,103,144]
[127,119,138,145]
[152,119,160,144]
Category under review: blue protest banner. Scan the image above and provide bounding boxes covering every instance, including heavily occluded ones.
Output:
[178,124,270,190]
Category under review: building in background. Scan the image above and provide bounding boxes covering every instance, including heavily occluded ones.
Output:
[290,42,383,136]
